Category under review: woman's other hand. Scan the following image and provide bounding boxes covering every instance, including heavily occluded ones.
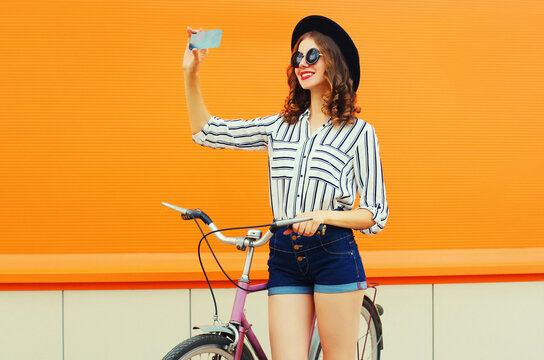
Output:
[284,211,327,237]
[183,26,209,74]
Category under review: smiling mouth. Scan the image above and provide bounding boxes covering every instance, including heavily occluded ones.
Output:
[300,72,314,80]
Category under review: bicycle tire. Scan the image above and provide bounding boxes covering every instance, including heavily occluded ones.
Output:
[162,333,255,360]
[312,297,381,360]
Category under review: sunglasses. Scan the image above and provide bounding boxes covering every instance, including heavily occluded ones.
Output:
[291,48,323,68]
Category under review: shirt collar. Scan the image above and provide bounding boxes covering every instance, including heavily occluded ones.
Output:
[301,108,332,126]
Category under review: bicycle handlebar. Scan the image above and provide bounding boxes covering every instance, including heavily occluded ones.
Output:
[161,202,313,248]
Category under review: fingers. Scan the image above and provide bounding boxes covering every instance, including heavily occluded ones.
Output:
[300,222,310,237]
[292,221,317,237]
[186,26,195,38]
[287,213,322,237]
[186,27,209,65]
[191,48,208,63]
[186,26,200,36]
[186,26,204,45]
[307,223,318,236]
[304,222,318,237]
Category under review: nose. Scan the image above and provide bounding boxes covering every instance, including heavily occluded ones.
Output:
[298,55,310,68]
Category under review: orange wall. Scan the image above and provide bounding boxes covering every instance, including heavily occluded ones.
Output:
[1,0,543,256]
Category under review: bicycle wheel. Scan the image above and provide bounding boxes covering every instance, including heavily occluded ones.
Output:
[162,333,255,360]
[313,297,382,360]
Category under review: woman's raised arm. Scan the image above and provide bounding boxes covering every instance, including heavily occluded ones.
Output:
[183,26,212,135]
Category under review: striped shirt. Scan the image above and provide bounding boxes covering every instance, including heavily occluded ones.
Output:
[192,109,388,235]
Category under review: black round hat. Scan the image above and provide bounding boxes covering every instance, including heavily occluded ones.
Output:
[291,15,360,92]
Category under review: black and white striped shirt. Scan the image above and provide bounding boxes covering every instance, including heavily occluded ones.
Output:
[192,109,388,235]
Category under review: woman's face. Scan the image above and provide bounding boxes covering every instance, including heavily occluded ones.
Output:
[294,37,328,92]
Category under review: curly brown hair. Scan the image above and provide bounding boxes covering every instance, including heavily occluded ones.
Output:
[280,31,361,126]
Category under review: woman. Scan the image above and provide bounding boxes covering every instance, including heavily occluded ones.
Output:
[183,15,388,360]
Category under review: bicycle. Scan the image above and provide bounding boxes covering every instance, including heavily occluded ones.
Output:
[161,202,384,360]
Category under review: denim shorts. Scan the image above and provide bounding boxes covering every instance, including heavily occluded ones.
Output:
[267,225,367,295]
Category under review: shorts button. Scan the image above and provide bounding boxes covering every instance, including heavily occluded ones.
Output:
[291,234,298,241]
[294,244,303,250]
[297,256,305,261]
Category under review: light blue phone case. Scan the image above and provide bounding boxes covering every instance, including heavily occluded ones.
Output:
[189,29,222,50]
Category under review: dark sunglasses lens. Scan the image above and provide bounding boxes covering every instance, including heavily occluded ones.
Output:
[306,48,320,64]
[291,52,303,68]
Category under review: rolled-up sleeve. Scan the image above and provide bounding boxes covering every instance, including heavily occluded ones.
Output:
[353,124,389,235]
[192,114,281,151]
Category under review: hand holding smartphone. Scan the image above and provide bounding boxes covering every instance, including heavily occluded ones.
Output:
[189,29,222,50]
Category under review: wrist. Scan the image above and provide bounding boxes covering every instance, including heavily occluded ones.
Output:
[318,210,333,224]
[183,68,200,78]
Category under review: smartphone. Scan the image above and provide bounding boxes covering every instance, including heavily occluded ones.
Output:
[189,29,222,50]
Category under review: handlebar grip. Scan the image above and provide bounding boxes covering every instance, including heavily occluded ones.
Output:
[287,223,326,236]
[182,209,212,225]
[161,203,212,225]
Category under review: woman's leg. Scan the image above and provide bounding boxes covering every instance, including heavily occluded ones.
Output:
[268,293,315,360]
[314,289,365,360]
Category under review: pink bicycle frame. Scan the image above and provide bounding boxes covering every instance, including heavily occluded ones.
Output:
[231,281,269,360]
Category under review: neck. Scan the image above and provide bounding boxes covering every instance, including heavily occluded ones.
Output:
[309,87,328,122]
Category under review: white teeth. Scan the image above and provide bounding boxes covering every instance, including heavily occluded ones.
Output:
[301,73,314,79]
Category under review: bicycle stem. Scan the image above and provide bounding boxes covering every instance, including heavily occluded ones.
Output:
[239,246,254,283]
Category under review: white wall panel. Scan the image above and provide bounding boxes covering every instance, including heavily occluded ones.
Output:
[375,284,433,360]
[0,291,62,360]
[434,282,544,360]
[2,281,542,360]
[64,289,190,360]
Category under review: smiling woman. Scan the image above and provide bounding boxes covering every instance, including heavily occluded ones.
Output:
[185,15,388,360]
